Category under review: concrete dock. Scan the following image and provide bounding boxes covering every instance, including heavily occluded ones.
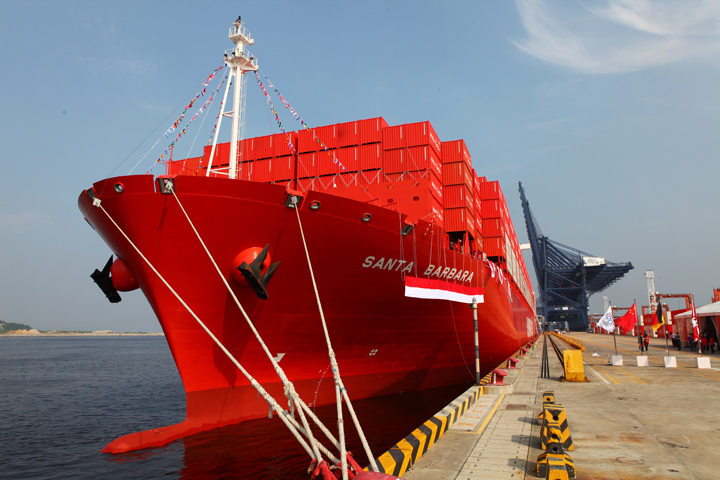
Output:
[401,332,720,480]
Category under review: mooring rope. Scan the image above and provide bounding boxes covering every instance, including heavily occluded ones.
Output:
[90,197,325,462]
[167,189,358,469]
[293,204,379,474]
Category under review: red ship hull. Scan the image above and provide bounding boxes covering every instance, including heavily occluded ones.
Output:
[79,174,536,453]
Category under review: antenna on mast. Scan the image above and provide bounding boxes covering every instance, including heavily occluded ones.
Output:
[206,17,259,179]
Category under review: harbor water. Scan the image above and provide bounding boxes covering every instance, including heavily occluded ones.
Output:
[0,337,473,479]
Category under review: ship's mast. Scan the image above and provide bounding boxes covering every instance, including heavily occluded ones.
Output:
[206,16,258,179]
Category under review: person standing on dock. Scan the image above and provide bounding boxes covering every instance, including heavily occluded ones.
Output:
[638,333,644,352]
[643,332,650,352]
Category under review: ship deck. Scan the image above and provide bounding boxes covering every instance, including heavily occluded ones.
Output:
[379,332,720,479]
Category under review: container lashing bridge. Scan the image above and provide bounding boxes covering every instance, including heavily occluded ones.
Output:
[519,183,634,331]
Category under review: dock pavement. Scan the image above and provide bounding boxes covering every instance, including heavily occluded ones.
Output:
[403,332,720,480]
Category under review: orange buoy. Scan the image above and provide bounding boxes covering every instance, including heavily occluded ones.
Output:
[111,257,139,291]
[231,247,272,285]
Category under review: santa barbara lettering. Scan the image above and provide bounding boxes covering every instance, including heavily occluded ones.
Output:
[361,257,473,283]
[361,256,414,273]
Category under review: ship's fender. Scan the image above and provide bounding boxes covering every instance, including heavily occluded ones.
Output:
[231,247,272,285]
[110,257,140,291]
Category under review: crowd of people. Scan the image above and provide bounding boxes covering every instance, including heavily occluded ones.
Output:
[638,331,718,353]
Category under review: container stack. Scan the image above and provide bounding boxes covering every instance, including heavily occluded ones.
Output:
[480,180,533,306]
[441,140,475,241]
[382,121,444,211]
[296,117,388,191]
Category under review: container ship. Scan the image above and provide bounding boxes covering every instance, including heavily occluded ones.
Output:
[78,18,537,455]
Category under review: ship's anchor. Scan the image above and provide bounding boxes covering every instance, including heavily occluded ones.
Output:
[237,244,280,300]
[90,256,122,303]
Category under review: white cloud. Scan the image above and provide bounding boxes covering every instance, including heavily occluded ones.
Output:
[0,210,55,234]
[513,0,720,74]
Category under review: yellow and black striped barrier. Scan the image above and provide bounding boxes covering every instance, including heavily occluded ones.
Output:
[369,363,512,477]
[536,395,576,479]
[371,386,481,477]
[550,332,585,351]
[537,442,576,479]
[540,404,574,451]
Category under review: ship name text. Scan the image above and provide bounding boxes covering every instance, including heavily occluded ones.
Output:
[362,257,474,282]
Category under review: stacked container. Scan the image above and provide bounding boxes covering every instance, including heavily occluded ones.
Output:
[441,140,474,239]
[382,121,444,214]
[480,180,508,259]
[297,117,388,192]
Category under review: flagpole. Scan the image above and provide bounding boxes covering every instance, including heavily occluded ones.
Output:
[611,302,617,356]
[692,294,702,357]
[633,298,639,337]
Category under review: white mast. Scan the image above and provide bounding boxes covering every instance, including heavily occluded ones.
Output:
[206,16,258,179]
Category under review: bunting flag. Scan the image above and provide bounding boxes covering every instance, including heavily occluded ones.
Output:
[598,306,615,333]
[691,297,700,342]
[651,302,665,331]
[404,276,484,304]
[254,72,297,157]
[147,67,227,174]
[617,303,637,332]
[256,72,345,171]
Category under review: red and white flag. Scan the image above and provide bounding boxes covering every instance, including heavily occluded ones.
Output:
[405,276,484,304]
[691,297,700,342]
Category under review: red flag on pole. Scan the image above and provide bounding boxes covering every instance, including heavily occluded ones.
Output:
[617,303,637,332]
[691,297,700,342]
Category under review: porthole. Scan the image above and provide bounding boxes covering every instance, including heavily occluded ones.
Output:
[309,200,321,210]
[114,183,124,194]
[362,213,372,222]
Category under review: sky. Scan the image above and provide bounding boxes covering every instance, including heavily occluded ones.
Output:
[0,0,718,332]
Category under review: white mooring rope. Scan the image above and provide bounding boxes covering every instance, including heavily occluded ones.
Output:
[167,189,358,474]
[93,198,339,464]
[294,205,380,474]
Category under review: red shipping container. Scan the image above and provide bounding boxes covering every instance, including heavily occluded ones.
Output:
[273,155,295,181]
[382,125,405,150]
[441,140,471,167]
[445,206,473,233]
[338,146,360,172]
[167,156,202,176]
[444,184,473,210]
[297,124,337,153]
[483,217,506,237]
[484,236,506,258]
[359,117,388,144]
[383,149,405,174]
[249,159,273,183]
[297,152,318,178]
[316,149,340,176]
[475,216,483,238]
[480,180,503,200]
[474,193,482,214]
[407,145,443,180]
[338,121,359,147]
[405,121,442,156]
[359,143,382,170]
[273,132,297,157]
[442,161,473,191]
[482,199,502,218]
[251,134,275,160]
[204,142,231,166]
[236,160,254,181]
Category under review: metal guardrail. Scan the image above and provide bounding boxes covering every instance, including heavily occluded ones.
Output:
[549,332,585,351]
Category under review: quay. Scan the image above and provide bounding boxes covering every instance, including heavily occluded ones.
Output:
[382,332,720,480]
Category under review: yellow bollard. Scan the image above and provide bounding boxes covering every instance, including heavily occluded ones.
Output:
[563,350,585,382]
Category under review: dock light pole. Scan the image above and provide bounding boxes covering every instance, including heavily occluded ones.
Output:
[470,299,480,386]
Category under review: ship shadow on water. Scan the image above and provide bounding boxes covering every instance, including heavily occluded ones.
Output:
[174,382,472,479]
